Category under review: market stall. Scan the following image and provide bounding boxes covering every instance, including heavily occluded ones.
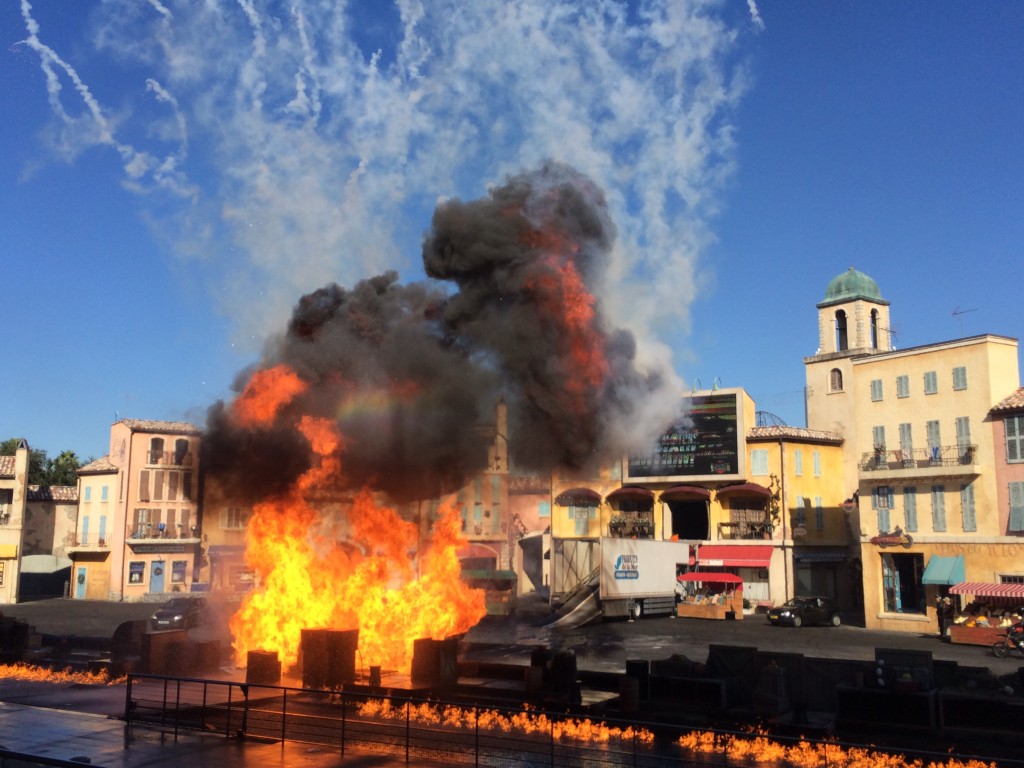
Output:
[946,581,1024,646]
[675,572,744,620]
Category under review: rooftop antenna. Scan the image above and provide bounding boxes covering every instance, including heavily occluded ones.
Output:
[951,306,977,336]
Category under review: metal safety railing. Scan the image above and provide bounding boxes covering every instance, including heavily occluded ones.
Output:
[124,673,1024,768]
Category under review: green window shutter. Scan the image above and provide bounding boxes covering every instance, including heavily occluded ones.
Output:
[796,495,805,527]
[932,486,946,532]
[961,483,976,532]
[794,450,803,476]
[1009,482,1024,532]
[903,488,917,532]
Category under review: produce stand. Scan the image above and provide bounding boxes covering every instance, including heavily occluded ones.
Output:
[675,572,744,620]
[946,581,1024,646]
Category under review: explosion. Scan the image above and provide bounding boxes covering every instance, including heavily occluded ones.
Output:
[206,163,676,673]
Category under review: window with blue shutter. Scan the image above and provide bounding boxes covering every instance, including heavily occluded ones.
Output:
[101,486,108,502]
[931,486,946,532]
[750,449,769,476]
[813,450,821,477]
[1006,416,1024,463]
[924,371,938,395]
[870,379,883,401]
[1009,482,1024,532]
[538,501,551,518]
[796,495,806,527]
[815,497,824,531]
[926,420,941,462]
[84,487,91,502]
[896,375,910,398]
[952,366,967,391]
[873,487,892,532]
[794,449,803,476]
[960,483,976,532]
[904,488,917,532]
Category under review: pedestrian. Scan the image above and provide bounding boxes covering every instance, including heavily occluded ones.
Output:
[936,595,946,637]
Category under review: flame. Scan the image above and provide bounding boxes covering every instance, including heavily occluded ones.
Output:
[232,364,307,426]
[228,392,487,672]
[356,698,653,745]
[523,232,608,413]
[677,730,998,768]
[0,663,124,685]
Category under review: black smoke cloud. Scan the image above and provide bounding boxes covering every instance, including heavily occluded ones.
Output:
[204,162,667,504]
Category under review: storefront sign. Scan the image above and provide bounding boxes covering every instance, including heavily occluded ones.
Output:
[870,528,913,548]
[129,544,189,554]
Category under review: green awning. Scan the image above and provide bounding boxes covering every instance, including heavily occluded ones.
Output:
[921,554,965,585]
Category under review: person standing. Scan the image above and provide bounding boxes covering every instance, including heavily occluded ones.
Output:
[935,595,946,638]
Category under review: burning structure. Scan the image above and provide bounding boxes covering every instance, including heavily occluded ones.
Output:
[203,163,678,675]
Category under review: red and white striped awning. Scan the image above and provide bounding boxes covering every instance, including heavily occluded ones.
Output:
[949,582,1024,599]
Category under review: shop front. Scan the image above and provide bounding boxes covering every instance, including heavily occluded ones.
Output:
[675,572,744,620]
[947,581,1024,646]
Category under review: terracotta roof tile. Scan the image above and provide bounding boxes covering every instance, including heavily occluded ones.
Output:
[27,485,78,502]
[0,455,14,478]
[78,456,118,474]
[992,387,1024,413]
[747,425,843,444]
[117,418,201,435]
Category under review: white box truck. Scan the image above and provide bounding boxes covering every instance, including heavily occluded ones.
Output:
[598,537,690,619]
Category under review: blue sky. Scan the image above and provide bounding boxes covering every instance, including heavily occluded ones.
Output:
[2,1,1022,463]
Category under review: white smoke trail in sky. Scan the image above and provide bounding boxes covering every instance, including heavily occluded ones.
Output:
[18,0,751,381]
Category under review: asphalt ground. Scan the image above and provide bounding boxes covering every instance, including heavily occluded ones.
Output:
[2,595,1019,677]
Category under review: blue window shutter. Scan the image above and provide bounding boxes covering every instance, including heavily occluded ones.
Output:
[904,488,917,532]
[961,484,976,532]
[1009,483,1024,532]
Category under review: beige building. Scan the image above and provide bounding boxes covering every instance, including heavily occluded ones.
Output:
[68,419,202,601]
[0,443,31,603]
[805,268,1021,633]
[546,389,852,613]
[0,442,77,601]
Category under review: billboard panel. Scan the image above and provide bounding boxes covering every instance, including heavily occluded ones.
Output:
[625,391,744,483]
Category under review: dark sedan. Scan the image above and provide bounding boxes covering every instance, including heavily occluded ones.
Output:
[150,597,208,631]
[766,596,841,627]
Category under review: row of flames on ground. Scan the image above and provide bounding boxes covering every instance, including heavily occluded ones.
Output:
[0,663,998,768]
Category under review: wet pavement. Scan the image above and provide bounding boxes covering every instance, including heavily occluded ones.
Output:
[2,597,1022,766]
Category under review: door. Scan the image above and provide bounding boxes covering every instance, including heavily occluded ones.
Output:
[150,560,166,594]
[74,566,87,599]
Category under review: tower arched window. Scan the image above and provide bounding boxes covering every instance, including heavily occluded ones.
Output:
[835,310,848,352]
[830,368,843,392]
[870,309,879,349]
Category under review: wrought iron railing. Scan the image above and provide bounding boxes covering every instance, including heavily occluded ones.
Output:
[859,444,977,471]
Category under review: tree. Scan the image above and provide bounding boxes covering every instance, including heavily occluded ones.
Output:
[46,450,81,486]
[0,439,81,486]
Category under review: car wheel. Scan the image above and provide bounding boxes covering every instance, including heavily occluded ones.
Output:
[792,616,802,628]
[830,614,841,627]
[630,602,642,620]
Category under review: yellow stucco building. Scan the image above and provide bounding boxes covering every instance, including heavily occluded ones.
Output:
[805,268,1022,633]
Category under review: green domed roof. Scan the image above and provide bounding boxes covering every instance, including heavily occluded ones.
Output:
[819,267,887,306]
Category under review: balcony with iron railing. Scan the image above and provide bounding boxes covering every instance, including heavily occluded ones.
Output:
[859,444,978,478]
[146,450,194,466]
[66,532,110,551]
[128,523,199,541]
[717,520,773,540]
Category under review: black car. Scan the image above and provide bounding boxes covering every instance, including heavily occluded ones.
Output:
[150,597,208,631]
[766,596,841,627]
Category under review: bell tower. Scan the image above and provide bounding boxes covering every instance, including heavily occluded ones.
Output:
[815,267,892,356]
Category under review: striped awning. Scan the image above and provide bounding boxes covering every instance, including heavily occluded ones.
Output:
[949,582,1024,598]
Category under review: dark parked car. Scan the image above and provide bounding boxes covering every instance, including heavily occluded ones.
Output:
[766,596,841,627]
[150,597,208,631]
